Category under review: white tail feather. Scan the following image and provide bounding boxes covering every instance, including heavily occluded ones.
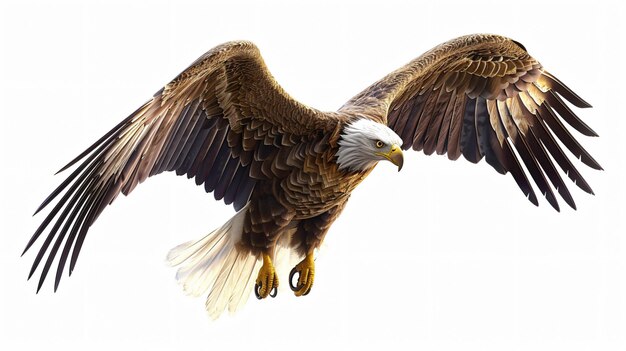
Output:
[167,204,261,319]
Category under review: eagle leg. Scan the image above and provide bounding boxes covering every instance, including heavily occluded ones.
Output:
[254,253,278,299]
[289,251,315,297]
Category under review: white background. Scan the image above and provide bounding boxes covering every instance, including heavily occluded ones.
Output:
[1,0,624,350]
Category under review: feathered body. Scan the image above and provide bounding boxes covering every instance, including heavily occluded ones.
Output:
[25,34,600,319]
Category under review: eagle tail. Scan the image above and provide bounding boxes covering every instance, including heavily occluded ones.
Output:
[166,204,260,319]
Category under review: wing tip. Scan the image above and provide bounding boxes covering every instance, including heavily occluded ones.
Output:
[36,275,46,294]
[55,161,76,175]
[569,201,578,211]
[33,204,46,217]
[545,193,560,212]
[582,155,603,171]
[527,191,539,207]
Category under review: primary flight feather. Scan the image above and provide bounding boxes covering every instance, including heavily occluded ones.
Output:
[25,34,600,319]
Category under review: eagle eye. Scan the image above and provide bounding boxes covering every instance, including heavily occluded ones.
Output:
[375,140,384,148]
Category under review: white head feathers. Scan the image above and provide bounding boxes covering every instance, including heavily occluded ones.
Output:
[336,119,403,172]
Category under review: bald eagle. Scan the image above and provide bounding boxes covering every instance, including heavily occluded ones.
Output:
[24,34,601,319]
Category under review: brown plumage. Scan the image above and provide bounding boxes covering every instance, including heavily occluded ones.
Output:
[25,34,600,318]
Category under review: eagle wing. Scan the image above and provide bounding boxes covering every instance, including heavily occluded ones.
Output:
[26,41,344,291]
[340,34,601,211]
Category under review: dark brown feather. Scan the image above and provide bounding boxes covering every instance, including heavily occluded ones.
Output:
[408,92,436,151]
[525,126,576,209]
[28,41,346,291]
[162,99,203,172]
[29,35,601,295]
[69,178,113,275]
[541,101,602,170]
[37,176,95,292]
[434,92,458,155]
[541,72,592,108]
[195,127,228,186]
[532,107,595,194]
[423,90,453,155]
[502,97,559,210]
[204,141,232,193]
[213,156,240,200]
[185,124,219,179]
[340,33,599,209]
[447,93,466,160]
[546,91,598,137]
[395,95,421,149]
[460,97,481,163]
[174,111,214,175]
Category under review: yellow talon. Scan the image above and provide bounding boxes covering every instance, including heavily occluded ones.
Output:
[289,252,315,297]
[255,253,278,299]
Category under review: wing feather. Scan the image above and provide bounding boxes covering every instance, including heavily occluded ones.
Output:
[411,91,439,151]
[541,100,602,170]
[27,41,344,291]
[162,99,203,172]
[541,72,592,108]
[196,126,228,187]
[399,94,427,149]
[185,122,218,179]
[505,96,559,210]
[423,89,453,155]
[205,143,233,193]
[525,125,575,209]
[172,105,210,173]
[474,97,493,164]
[545,91,598,137]
[214,156,241,200]
[340,34,599,209]
[531,108,594,194]
[434,91,457,155]
[446,92,466,160]
[460,97,481,163]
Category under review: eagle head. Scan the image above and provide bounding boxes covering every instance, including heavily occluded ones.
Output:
[337,118,404,172]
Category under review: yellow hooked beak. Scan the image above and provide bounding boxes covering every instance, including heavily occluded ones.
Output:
[377,144,404,171]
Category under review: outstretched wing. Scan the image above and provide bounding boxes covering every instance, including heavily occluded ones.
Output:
[341,34,601,211]
[26,41,343,292]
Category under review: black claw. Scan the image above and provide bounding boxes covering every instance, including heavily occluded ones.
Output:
[302,286,311,296]
[254,283,262,299]
[289,267,300,292]
[269,286,277,298]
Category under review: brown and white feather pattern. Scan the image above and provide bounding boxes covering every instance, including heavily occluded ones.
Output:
[26,34,600,318]
[342,33,600,211]
[25,41,348,293]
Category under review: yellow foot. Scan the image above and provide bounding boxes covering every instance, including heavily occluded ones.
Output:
[255,253,278,299]
[289,252,315,297]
